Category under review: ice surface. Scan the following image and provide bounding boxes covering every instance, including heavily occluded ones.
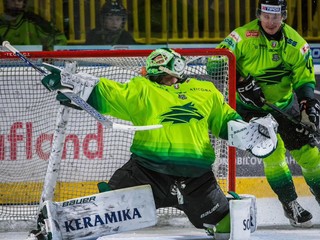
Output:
[0,197,319,240]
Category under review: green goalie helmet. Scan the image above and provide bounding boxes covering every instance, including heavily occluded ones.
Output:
[146,48,186,81]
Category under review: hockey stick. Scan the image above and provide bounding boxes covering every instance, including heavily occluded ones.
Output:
[2,40,47,75]
[2,41,162,131]
[3,40,72,208]
[264,101,320,137]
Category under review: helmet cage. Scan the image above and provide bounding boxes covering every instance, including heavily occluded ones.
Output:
[146,48,186,80]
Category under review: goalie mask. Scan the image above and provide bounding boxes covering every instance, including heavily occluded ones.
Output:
[146,48,186,83]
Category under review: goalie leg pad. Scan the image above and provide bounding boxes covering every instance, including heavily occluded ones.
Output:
[229,198,252,240]
[210,194,257,240]
[239,194,257,233]
[223,194,256,240]
[40,185,157,240]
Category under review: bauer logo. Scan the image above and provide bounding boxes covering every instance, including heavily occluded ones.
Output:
[200,203,220,218]
[62,196,96,207]
[63,208,142,232]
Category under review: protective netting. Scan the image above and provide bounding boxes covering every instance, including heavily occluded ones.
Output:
[0,49,235,223]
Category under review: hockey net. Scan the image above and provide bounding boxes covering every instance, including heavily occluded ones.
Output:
[0,48,236,227]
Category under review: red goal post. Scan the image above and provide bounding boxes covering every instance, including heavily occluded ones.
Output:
[0,48,236,223]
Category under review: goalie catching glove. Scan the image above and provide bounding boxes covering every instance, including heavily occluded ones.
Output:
[41,62,99,109]
[228,114,278,158]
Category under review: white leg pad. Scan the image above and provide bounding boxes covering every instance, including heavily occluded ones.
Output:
[41,185,157,240]
[229,198,251,240]
[229,195,257,240]
[240,194,257,233]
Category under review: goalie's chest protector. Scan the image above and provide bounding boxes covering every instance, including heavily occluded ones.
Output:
[149,78,215,116]
[95,77,229,176]
[134,77,220,138]
[128,78,224,172]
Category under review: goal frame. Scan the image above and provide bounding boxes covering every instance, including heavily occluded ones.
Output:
[0,48,237,223]
[2,48,236,191]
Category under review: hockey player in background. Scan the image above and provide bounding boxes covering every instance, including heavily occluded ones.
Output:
[0,0,67,50]
[85,0,136,45]
[207,0,320,228]
[41,47,278,239]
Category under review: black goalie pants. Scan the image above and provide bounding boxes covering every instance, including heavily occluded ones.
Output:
[107,156,229,229]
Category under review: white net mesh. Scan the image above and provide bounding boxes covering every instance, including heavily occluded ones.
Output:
[0,49,236,223]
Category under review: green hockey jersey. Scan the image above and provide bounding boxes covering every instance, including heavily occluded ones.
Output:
[0,12,67,50]
[217,19,315,111]
[87,77,241,177]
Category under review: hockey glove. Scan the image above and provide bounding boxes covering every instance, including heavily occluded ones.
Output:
[42,62,99,109]
[299,98,320,131]
[228,114,278,158]
[237,75,265,108]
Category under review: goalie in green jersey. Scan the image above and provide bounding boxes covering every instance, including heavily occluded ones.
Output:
[41,47,280,239]
[208,0,320,228]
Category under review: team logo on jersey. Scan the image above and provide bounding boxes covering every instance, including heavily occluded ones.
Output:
[271,41,278,48]
[178,93,187,100]
[174,91,187,99]
[160,102,204,124]
[229,31,241,42]
[300,43,310,55]
[272,54,280,61]
[246,30,259,38]
[256,64,291,85]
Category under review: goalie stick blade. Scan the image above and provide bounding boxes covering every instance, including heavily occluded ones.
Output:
[62,92,163,131]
